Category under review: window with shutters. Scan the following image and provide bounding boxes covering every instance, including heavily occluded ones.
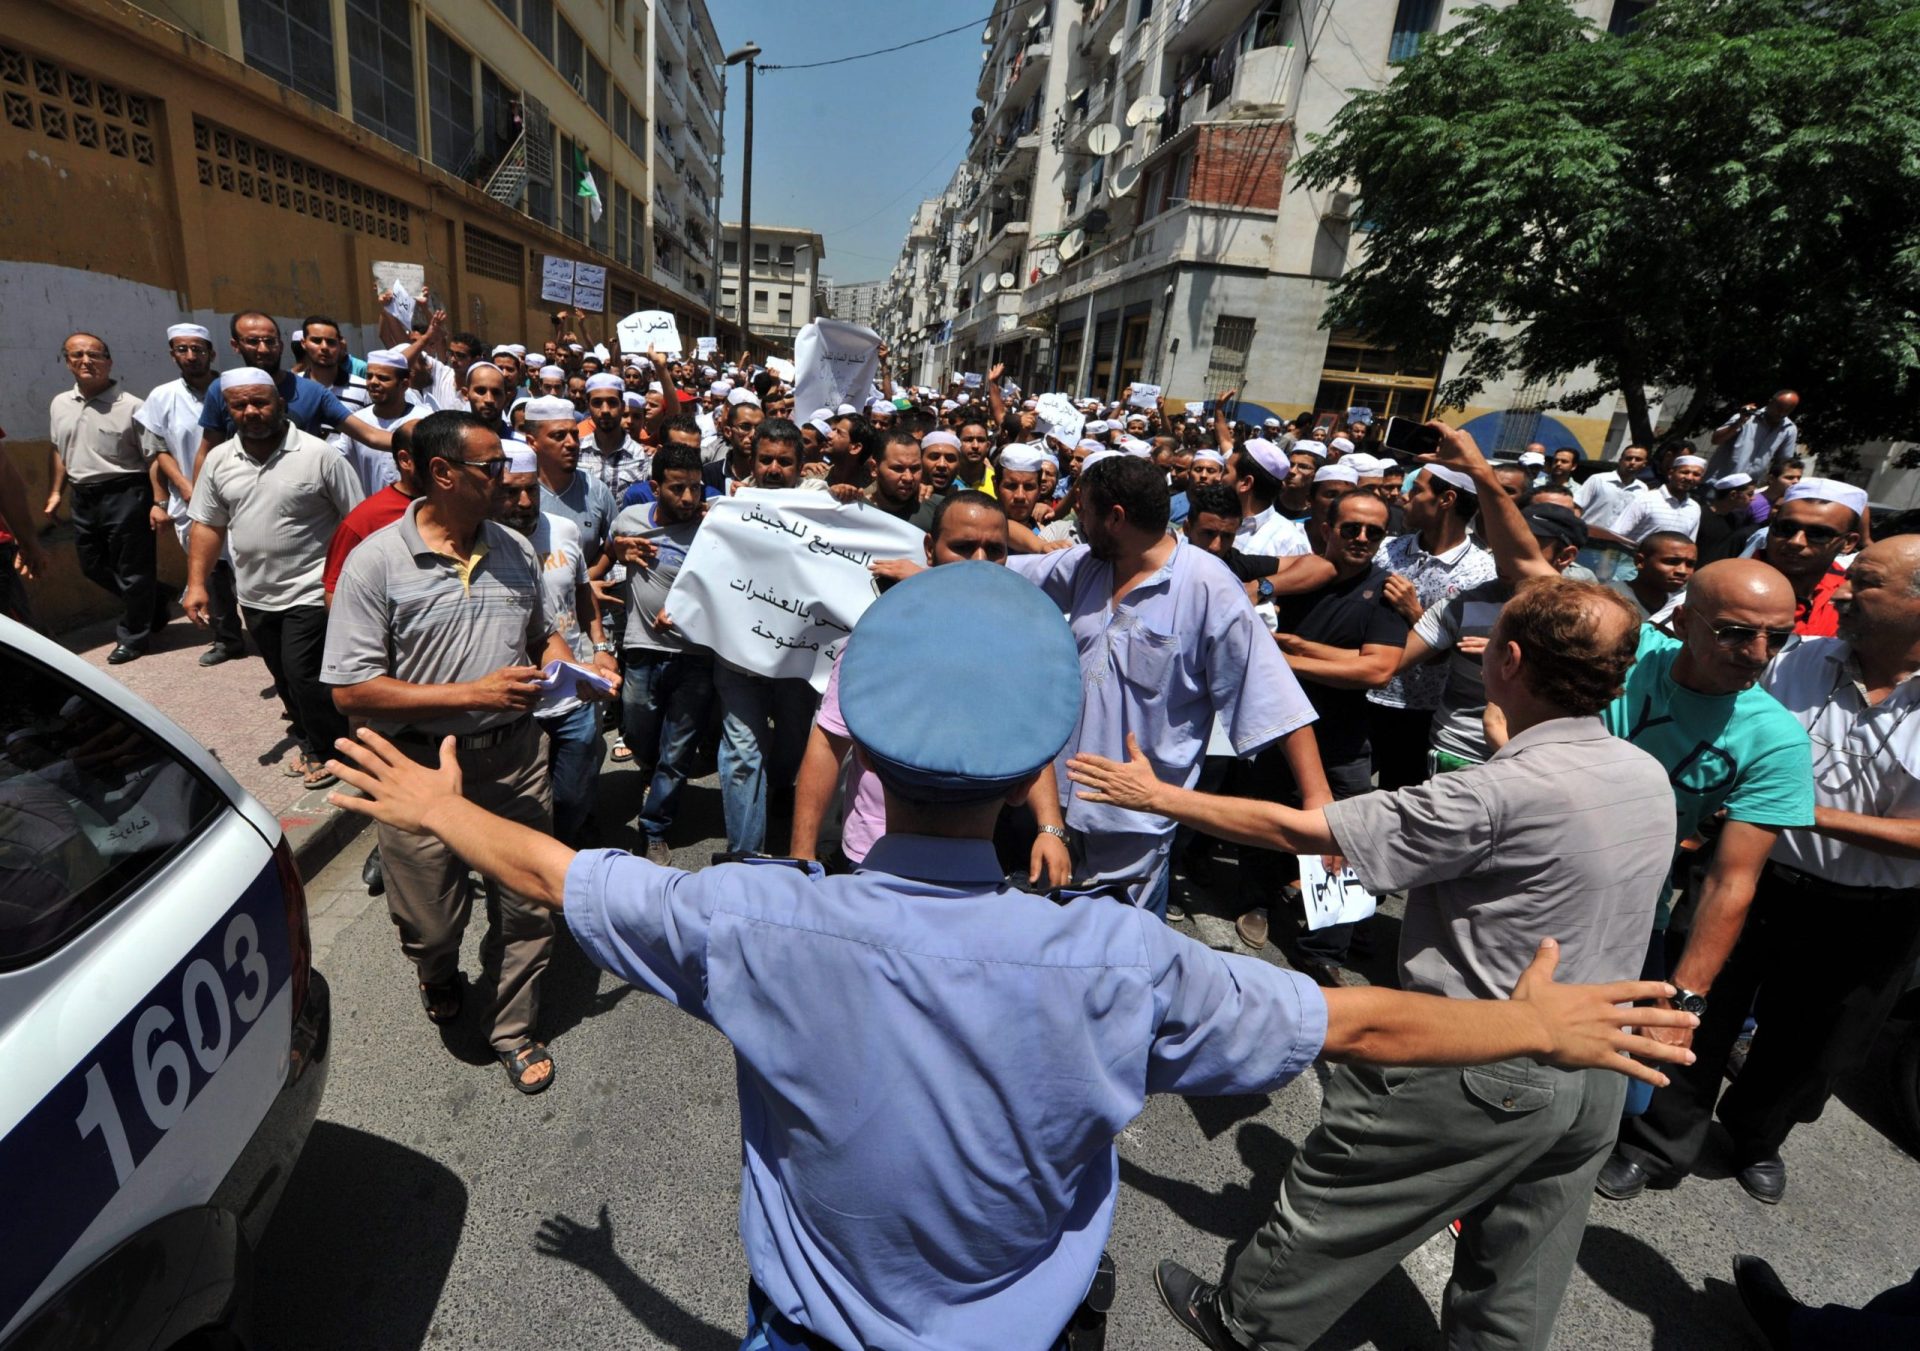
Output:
[1206,315,1256,395]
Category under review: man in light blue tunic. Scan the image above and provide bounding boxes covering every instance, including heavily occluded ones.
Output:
[325,562,1698,1351]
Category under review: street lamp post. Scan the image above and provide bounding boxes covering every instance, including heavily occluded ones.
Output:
[725,42,760,353]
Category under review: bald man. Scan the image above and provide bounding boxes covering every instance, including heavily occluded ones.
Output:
[1593,559,1816,1203]
[1707,390,1800,482]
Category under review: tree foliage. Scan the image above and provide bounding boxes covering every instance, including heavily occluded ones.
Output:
[1292,0,1920,448]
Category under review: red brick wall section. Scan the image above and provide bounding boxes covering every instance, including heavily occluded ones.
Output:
[1188,123,1292,210]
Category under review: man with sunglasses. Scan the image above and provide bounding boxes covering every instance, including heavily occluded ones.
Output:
[1758,477,1865,637]
[323,411,577,1096]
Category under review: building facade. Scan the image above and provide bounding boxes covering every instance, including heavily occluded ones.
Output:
[823,279,887,331]
[874,0,1652,457]
[2,0,730,630]
[720,223,826,355]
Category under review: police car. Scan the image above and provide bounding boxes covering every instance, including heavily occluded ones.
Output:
[0,616,330,1347]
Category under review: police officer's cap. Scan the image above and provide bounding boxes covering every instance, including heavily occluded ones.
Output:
[841,563,1081,803]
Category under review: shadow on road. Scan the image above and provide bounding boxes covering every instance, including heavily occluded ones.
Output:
[534,1203,736,1351]
[1579,1225,1749,1351]
[1121,1121,1295,1245]
[250,1122,467,1350]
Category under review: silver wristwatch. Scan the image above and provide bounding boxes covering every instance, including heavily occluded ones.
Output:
[1038,825,1068,842]
[593,641,616,654]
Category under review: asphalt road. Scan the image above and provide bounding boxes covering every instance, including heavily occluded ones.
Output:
[252,749,1920,1350]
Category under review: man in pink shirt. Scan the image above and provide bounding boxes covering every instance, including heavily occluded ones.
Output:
[789,490,1072,885]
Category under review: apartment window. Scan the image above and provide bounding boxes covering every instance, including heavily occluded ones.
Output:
[558,20,584,92]
[1169,149,1194,204]
[425,22,475,175]
[753,243,770,263]
[1054,323,1085,392]
[1090,316,1120,400]
[1245,0,1288,50]
[1118,312,1151,390]
[521,0,555,62]
[489,0,514,16]
[586,57,608,119]
[1389,0,1442,62]
[753,289,769,314]
[723,240,738,263]
[1608,1,1653,35]
[346,0,417,151]
[778,244,796,267]
[778,306,793,328]
[614,87,646,157]
[1205,315,1256,395]
[238,0,338,110]
[479,64,517,167]
[614,185,628,264]
[559,134,584,241]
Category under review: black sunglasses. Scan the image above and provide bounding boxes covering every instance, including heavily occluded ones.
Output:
[1707,622,1795,652]
[1336,521,1388,541]
[454,457,508,480]
[1767,518,1843,546]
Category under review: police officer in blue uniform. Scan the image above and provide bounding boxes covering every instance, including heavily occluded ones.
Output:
[327,562,1697,1351]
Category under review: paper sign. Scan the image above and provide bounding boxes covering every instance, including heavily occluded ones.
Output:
[572,263,607,313]
[1129,382,1162,409]
[534,659,614,711]
[662,489,925,691]
[373,261,424,329]
[541,256,577,306]
[697,336,720,356]
[791,319,882,422]
[766,356,796,383]
[962,372,983,389]
[617,310,683,356]
[1297,855,1378,932]
[1034,392,1086,447]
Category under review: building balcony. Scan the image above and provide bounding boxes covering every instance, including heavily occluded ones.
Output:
[1020,198,1272,317]
[656,9,687,60]
[1168,42,1297,138]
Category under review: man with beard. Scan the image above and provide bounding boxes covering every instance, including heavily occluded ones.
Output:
[865,430,924,524]
[578,372,651,503]
[917,428,964,505]
[994,442,1048,527]
[184,370,363,788]
[342,348,430,495]
[193,312,393,476]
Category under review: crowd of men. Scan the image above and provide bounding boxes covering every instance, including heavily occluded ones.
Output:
[8,310,1918,1350]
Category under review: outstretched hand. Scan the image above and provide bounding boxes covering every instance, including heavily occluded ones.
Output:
[534,1203,617,1270]
[326,729,465,836]
[1509,939,1698,1087]
[1067,733,1165,813]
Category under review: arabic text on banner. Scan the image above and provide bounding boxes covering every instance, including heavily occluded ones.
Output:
[662,490,925,691]
[791,319,881,421]
[541,255,577,306]
[618,310,683,357]
[373,261,425,328]
[1297,855,1378,932]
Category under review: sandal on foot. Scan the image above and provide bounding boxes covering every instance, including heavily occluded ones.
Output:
[499,1041,555,1095]
[301,759,339,790]
[609,738,633,763]
[418,974,464,1025]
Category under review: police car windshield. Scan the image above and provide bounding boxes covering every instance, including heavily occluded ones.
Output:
[0,651,224,967]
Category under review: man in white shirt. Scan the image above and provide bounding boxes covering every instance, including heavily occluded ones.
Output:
[1706,390,1799,482]
[1603,454,1706,544]
[1230,436,1312,557]
[136,322,246,665]
[1574,443,1651,532]
[344,349,430,495]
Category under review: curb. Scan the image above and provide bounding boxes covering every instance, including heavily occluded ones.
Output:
[280,786,370,881]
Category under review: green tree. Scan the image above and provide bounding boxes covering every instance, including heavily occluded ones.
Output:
[1293,0,1920,449]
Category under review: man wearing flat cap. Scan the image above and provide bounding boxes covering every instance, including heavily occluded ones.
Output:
[324,558,1696,1351]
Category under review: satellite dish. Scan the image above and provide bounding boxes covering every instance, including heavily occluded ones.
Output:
[1126,95,1166,127]
[981,272,1000,293]
[1108,32,1125,56]
[1040,254,1062,276]
[1087,123,1123,155]
[1027,10,1042,28]
[1110,164,1141,198]
[1058,228,1086,261]
[999,271,1017,289]
[982,25,993,41]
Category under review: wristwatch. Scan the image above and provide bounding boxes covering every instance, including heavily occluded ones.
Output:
[593,641,616,654]
[1669,986,1709,1016]
[1038,825,1068,842]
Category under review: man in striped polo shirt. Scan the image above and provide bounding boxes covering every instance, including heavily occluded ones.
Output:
[322,411,576,1095]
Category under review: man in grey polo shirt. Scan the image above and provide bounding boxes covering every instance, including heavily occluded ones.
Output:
[184,369,362,787]
[323,410,576,1096]
[1070,573,1678,1351]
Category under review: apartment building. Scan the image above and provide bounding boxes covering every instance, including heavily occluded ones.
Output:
[876,0,1654,456]
[824,279,888,331]
[1,0,729,629]
[720,223,827,355]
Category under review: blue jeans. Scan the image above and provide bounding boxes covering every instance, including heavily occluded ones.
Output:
[620,648,715,842]
[538,701,603,845]
[713,664,819,854]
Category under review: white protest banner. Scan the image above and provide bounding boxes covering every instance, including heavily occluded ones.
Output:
[540,255,577,306]
[766,355,797,383]
[372,260,424,329]
[1034,392,1086,446]
[791,319,881,421]
[572,263,607,313]
[618,309,682,356]
[663,489,925,691]
[962,372,983,389]
[1297,855,1378,932]
[697,336,720,357]
[1128,381,1162,410]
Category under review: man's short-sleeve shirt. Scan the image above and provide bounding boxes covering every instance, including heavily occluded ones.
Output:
[187,423,364,611]
[1601,624,1814,843]
[1413,578,1511,763]
[1611,489,1702,544]
[1574,473,1648,533]
[50,384,149,482]
[133,378,211,520]
[1008,538,1317,839]
[529,513,593,719]
[198,369,354,438]
[321,500,549,736]
[1275,565,1409,764]
[1324,717,1675,999]
[1368,532,1496,711]
[611,502,704,654]
[1708,412,1798,482]
[540,470,616,560]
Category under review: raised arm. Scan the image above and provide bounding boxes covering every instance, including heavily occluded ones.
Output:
[1426,420,1553,584]
[1068,733,1339,853]
[986,361,1007,427]
[1214,389,1238,455]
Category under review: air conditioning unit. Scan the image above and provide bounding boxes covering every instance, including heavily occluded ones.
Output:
[1324,190,1357,223]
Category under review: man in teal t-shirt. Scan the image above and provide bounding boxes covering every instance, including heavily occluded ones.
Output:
[1595,560,1814,1202]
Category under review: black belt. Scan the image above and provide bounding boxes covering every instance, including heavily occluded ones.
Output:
[392,716,530,753]
[69,473,148,493]
[1768,860,1917,906]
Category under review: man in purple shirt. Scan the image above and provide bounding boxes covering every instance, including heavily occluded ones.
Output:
[1009,456,1329,917]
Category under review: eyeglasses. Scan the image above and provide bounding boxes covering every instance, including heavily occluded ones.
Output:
[1768,519,1843,546]
[453,457,508,480]
[1336,521,1388,541]
[1706,621,1796,652]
